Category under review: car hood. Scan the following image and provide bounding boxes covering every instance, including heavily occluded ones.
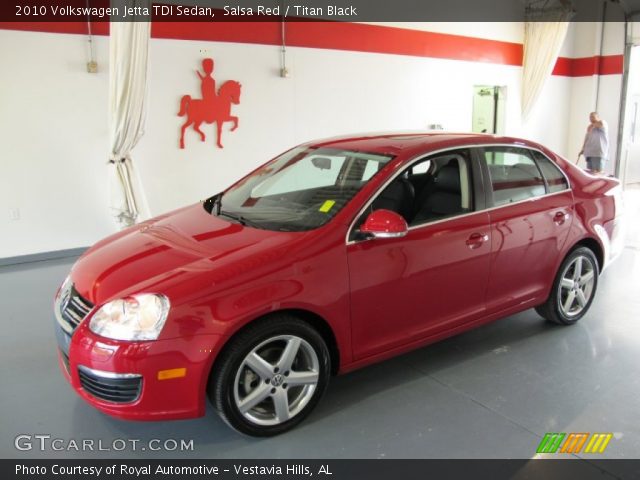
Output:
[72,203,308,305]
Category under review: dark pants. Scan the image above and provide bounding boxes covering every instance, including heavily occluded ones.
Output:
[586,157,605,172]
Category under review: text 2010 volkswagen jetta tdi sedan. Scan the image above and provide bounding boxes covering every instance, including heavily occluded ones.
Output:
[54,133,624,436]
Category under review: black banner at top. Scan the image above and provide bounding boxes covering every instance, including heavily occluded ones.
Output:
[0,0,637,23]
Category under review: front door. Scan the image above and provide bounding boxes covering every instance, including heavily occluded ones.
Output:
[347,150,492,360]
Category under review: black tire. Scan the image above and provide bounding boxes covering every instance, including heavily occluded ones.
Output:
[536,246,599,325]
[209,314,331,436]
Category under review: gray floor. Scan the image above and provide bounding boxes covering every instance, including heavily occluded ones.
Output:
[1,188,639,461]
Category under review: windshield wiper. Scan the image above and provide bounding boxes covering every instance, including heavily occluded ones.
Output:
[217,209,261,229]
[212,195,257,227]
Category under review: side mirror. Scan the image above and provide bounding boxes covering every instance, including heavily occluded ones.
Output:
[360,209,408,239]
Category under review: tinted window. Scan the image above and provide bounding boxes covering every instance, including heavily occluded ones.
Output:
[531,151,569,193]
[351,149,473,240]
[482,147,545,206]
[411,152,473,225]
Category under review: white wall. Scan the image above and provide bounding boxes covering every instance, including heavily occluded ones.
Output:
[0,30,114,257]
[0,21,617,257]
[519,76,573,155]
[138,37,551,215]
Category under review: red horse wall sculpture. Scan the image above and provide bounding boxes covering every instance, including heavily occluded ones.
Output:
[178,58,242,149]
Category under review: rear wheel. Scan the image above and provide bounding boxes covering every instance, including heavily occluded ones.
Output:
[536,246,599,325]
[210,315,330,436]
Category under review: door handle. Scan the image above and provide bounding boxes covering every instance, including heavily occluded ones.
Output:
[466,232,489,249]
[553,211,568,225]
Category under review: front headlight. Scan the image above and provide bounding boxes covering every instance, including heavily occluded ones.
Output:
[89,294,170,341]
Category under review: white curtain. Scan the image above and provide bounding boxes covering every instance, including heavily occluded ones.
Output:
[108,5,151,228]
[521,21,570,120]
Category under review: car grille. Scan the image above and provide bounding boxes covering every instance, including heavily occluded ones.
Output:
[60,285,93,333]
[78,366,142,404]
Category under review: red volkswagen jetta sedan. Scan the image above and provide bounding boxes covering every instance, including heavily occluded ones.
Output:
[54,133,624,436]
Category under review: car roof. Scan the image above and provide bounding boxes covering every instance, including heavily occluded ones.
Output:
[305,132,541,158]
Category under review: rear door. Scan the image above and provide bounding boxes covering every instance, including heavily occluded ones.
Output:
[477,146,573,313]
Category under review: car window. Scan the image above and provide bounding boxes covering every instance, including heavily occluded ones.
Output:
[482,147,546,206]
[410,160,432,175]
[410,152,473,226]
[350,149,473,240]
[531,150,569,193]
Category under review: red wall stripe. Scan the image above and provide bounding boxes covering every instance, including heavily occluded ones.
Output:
[552,54,623,76]
[552,57,573,76]
[0,21,108,35]
[598,54,624,75]
[152,21,523,66]
[0,21,623,76]
[287,22,523,66]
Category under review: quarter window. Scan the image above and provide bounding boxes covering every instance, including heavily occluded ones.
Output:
[531,151,569,193]
[482,147,545,206]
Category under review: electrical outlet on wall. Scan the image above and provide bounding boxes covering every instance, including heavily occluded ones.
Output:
[9,208,20,221]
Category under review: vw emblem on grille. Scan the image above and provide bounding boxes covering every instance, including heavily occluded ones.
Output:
[271,374,284,387]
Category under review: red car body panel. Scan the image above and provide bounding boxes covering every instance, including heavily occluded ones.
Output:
[484,189,574,313]
[60,326,222,419]
[55,133,623,420]
[348,210,492,359]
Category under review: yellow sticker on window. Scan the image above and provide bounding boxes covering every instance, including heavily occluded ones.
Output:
[319,200,336,213]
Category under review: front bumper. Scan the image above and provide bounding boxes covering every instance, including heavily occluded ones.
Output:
[54,317,223,421]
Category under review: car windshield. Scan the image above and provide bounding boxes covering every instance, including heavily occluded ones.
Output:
[211,146,393,231]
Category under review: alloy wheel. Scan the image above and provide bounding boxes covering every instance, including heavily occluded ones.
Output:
[233,335,320,426]
[558,255,596,317]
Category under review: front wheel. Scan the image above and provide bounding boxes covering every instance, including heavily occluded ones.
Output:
[210,315,330,436]
[536,246,599,325]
